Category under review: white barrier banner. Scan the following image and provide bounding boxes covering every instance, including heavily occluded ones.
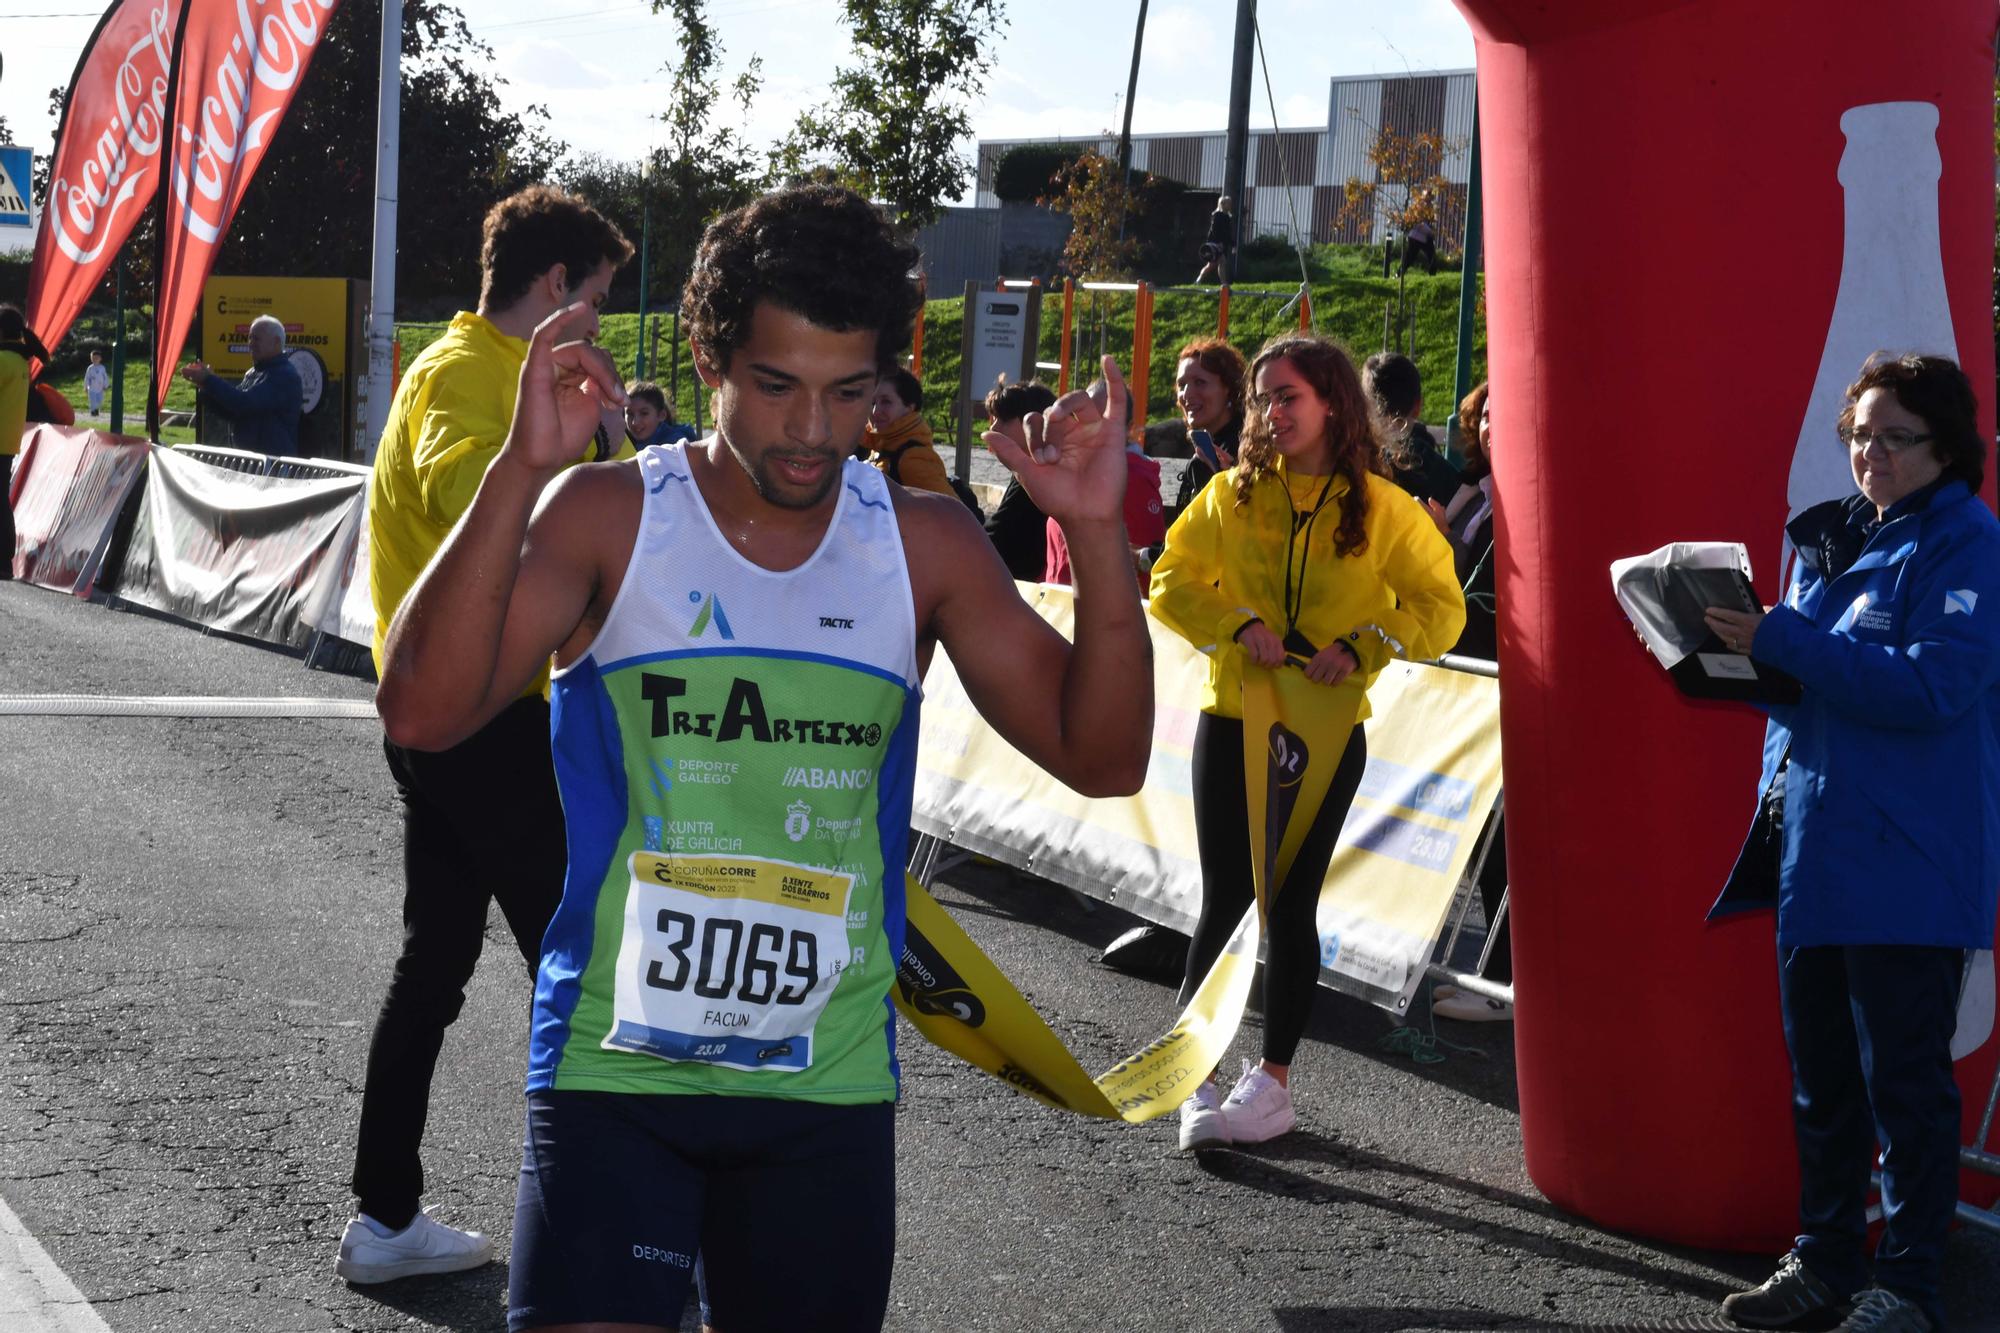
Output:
[914,584,1503,1013]
[117,446,365,650]
[301,497,374,651]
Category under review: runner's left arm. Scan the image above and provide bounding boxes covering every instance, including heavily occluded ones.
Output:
[925,357,1153,797]
[377,303,628,750]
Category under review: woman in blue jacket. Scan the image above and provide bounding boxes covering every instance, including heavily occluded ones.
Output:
[1705,354,2000,1333]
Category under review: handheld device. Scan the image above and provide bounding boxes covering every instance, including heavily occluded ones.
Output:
[1188,428,1223,471]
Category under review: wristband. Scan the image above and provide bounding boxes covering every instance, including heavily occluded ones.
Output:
[1232,618,1264,643]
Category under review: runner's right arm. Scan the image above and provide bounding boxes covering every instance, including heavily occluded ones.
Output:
[376,303,628,750]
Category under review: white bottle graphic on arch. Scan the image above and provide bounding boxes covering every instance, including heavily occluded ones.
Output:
[1787,102,1993,1063]
[1786,101,1959,521]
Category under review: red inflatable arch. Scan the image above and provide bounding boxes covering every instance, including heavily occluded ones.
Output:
[1452,0,2000,1248]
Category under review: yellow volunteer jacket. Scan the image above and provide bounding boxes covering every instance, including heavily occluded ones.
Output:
[1149,461,1466,720]
[0,348,28,457]
[369,310,605,691]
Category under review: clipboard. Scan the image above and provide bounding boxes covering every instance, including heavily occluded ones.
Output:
[1610,542,1802,705]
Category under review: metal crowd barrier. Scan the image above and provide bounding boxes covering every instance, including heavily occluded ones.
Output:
[1422,652,1513,1008]
[268,456,371,482]
[172,443,273,476]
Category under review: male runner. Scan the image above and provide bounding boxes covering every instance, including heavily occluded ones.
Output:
[338,186,631,1284]
[376,183,1153,1331]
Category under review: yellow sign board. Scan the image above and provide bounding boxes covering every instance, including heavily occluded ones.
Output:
[201,275,348,378]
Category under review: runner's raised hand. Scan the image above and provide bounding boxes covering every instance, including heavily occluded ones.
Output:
[503,301,627,475]
[983,354,1131,527]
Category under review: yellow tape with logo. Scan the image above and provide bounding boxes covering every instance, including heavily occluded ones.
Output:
[892,664,1363,1121]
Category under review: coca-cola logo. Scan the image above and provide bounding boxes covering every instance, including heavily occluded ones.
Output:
[170,0,339,246]
[47,3,176,265]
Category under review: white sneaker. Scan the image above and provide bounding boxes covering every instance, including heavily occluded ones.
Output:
[1218,1059,1294,1143]
[1433,991,1513,1022]
[1177,1080,1230,1151]
[335,1208,495,1284]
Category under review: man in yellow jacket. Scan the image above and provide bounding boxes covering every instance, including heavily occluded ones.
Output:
[0,305,47,582]
[340,186,631,1286]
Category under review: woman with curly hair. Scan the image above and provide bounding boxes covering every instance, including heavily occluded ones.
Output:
[1164,336,1249,525]
[1149,333,1465,1150]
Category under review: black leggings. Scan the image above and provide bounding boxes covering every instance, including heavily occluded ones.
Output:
[1181,712,1368,1068]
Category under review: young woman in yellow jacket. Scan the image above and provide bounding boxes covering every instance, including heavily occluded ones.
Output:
[1149,333,1465,1150]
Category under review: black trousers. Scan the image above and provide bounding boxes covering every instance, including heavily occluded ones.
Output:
[1780,942,1965,1327]
[1,453,15,579]
[1181,712,1367,1067]
[351,696,567,1229]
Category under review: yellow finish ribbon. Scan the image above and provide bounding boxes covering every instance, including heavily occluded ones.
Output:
[892,662,1364,1121]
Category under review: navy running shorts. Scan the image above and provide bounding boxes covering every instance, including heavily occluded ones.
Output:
[507,1089,896,1332]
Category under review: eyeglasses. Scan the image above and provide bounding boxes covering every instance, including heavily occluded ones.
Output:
[1837,425,1932,452]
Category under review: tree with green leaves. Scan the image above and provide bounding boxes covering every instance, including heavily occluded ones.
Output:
[214,1,561,306]
[1044,150,1143,281]
[771,0,1005,231]
[646,0,766,307]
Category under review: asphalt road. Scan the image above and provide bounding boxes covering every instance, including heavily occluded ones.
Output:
[0,578,1994,1332]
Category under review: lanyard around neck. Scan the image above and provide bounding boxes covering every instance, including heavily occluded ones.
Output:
[1279,469,1337,646]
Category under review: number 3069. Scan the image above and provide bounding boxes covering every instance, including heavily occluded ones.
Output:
[645,909,818,1005]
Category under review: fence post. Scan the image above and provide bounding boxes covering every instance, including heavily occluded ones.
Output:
[911,303,925,377]
[1297,283,1312,332]
[1058,277,1075,396]
[1217,283,1231,339]
[1130,282,1153,436]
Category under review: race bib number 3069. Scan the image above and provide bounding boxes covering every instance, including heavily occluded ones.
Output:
[605,852,855,1073]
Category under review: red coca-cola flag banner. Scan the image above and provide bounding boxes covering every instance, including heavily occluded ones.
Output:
[25,0,186,370]
[152,0,342,409]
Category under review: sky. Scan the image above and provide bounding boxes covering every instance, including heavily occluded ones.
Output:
[0,0,1475,247]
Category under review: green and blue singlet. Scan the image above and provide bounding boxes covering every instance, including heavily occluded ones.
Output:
[528,444,921,1104]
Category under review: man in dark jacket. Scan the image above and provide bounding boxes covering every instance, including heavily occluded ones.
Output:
[181,313,302,455]
[1194,195,1236,284]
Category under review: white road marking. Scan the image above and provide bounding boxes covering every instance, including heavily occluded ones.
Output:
[0,1193,116,1332]
[0,694,376,718]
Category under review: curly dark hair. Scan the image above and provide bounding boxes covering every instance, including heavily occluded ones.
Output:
[479,186,633,312]
[1174,336,1247,435]
[1837,353,1984,493]
[1234,334,1384,557]
[682,185,922,375]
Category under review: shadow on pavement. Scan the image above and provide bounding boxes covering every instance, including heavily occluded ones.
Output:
[342,1261,511,1332]
[1271,1309,1745,1332]
[1196,1144,1738,1306]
